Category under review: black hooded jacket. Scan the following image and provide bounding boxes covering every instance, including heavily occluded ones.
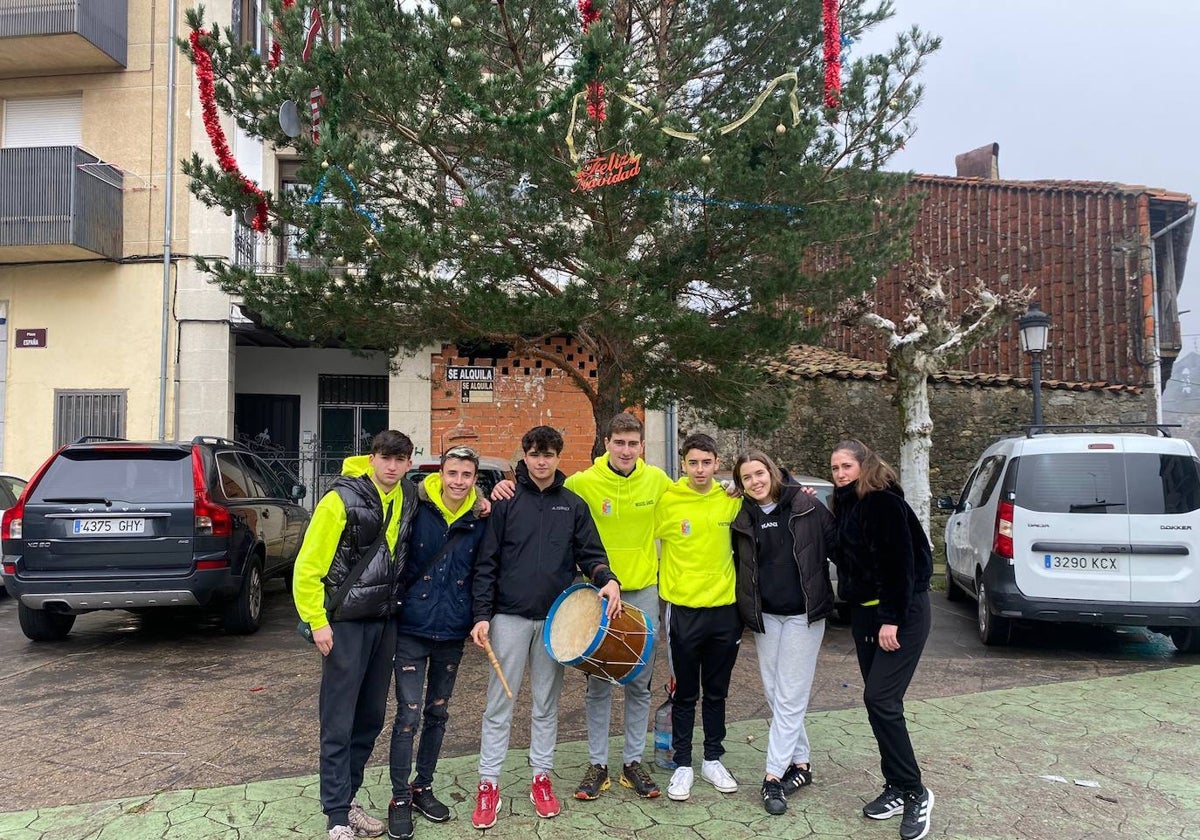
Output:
[831,481,933,625]
[732,484,837,631]
[472,461,618,622]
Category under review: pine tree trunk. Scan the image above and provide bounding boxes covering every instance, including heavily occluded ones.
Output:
[590,355,625,459]
[896,365,933,534]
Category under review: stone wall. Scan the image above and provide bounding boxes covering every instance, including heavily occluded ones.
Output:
[680,376,1156,554]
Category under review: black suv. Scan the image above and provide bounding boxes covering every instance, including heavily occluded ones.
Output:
[1,436,310,641]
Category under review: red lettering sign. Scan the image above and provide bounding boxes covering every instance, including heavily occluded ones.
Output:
[573,152,643,192]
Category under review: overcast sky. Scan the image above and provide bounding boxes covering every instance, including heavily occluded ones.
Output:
[858,0,1200,347]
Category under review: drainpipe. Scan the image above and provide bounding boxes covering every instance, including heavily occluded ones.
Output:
[665,401,679,478]
[1150,206,1196,425]
[159,0,179,440]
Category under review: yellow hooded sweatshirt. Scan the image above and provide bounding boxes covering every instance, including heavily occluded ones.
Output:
[292,454,405,632]
[565,454,671,591]
[654,476,741,607]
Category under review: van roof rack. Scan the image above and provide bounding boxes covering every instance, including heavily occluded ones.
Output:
[1023,423,1180,439]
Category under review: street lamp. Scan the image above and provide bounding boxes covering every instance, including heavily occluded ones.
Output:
[1018,301,1052,427]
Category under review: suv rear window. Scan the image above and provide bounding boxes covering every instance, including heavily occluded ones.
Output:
[1013,453,1200,515]
[31,449,193,504]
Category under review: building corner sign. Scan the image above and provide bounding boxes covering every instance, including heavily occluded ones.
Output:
[15,328,46,348]
[446,365,495,404]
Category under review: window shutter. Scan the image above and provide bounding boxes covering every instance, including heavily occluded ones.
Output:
[3,94,83,148]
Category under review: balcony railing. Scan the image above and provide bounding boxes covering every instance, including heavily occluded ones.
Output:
[0,0,127,76]
[0,145,123,262]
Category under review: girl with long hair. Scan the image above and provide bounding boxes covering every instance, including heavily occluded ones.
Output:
[829,440,935,840]
[731,451,836,816]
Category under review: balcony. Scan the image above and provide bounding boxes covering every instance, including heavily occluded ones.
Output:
[0,145,123,262]
[0,0,127,77]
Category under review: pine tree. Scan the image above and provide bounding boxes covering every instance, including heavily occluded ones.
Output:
[183,0,938,453]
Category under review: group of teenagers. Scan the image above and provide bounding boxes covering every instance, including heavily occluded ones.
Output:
[293,414,936,840]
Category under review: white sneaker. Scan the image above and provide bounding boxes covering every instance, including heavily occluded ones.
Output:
[347,800,385,837]
[701,759,738,793]
[329,826,356,840]
[667,765,694,801]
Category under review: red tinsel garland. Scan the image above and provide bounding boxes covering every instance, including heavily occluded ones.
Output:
[578,0,605,122]
[823,0,841,109]
[190,27,269,232]
[267,0,297,70]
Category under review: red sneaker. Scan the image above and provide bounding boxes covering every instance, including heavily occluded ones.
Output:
[472,781,501,830]
[530,773,561,818]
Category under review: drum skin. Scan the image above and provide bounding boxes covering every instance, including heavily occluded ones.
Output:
[543,582,655,685]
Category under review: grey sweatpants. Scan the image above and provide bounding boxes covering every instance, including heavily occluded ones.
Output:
[755,612,825,778]
[478,613,565,781]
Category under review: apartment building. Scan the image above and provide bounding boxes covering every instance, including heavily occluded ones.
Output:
[0,1,643,492]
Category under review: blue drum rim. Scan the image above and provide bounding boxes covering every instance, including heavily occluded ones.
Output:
[543,582,609,666]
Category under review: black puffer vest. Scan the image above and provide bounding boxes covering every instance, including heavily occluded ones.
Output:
[323,474,416,622]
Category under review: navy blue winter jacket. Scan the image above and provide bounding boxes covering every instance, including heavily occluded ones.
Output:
[397,481,487,641]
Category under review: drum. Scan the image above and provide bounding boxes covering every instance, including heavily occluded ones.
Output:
[543,583,655,685]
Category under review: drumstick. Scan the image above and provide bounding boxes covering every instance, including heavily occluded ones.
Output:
[482,639,514,699]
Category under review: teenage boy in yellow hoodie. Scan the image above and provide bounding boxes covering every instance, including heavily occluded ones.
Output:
[564,413,672,800]
[654,432,743,803]
[294,430,417,840]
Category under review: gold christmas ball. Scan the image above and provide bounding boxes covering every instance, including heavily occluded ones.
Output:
[321,160,330,169]
[450,15,462,29]
[700,154,712,165]
[775,123,787,135]
[469,233,481,244]
[347,162,355,172]
[430,108,441,119]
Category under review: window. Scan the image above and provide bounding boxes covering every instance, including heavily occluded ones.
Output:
[1013,452,1200,515]
[31,450,191,504]
[967,455,1006,509]
[216,451,255,499]
[232,0,266,51]
[240,453,287,499]
[3,94,82,148]
[54,390,126,449]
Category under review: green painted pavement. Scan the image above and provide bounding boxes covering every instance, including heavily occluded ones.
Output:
[4,666,1199,840]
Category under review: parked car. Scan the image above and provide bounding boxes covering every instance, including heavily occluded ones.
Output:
[938,427,1200,652]
[1,436,310,641]
[0,472,27,593]
[406,455,515,497]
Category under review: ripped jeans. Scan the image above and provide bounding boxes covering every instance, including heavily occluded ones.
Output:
[388,632,466,800]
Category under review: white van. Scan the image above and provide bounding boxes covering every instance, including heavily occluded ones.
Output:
[939,429,1200,651]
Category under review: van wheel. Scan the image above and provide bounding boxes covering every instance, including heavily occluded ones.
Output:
[18,603,76,641]
[223,558,264,635]
[977,578,1010,646]
[945,560,966,602]
[1169,627,1200,654]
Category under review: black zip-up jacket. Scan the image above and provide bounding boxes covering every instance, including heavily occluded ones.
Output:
[732,484,837,632]
[324,474,417,622]
[472,461,618,622]
[831,481,933,625]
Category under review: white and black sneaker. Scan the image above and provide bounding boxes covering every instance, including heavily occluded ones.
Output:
[899,786,934,840]
[862,784,905,820]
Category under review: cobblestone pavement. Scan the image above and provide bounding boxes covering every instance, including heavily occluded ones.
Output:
[2,665,1198,840]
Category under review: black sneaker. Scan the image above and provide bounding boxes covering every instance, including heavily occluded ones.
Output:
[410,786,451,823]
[574,763,610,800]
[388,800,414,840]
[780,763,813,796]
[899,786,934,840]
[761,778,787,816]
[862,784,905,820]
[619,762,661,798]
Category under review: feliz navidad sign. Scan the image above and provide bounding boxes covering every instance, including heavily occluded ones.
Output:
[573,151,642,192]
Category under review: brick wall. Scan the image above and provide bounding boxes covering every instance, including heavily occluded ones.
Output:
[429,339,598,474]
